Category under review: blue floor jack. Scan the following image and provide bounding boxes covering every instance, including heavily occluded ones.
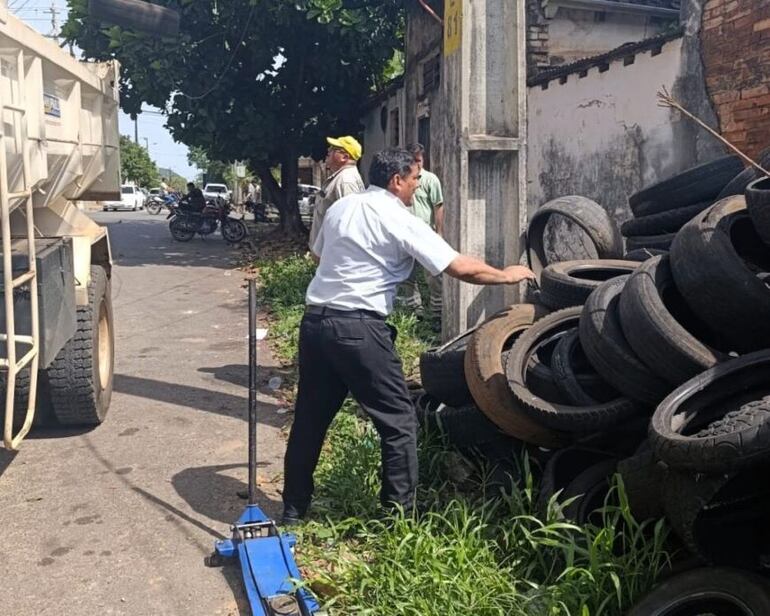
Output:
[205,280,323,616]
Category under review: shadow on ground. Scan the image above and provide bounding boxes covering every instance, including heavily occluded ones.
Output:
[113,373,287,428]
[172,463,282,525]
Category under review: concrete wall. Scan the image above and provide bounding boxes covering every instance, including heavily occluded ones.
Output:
[701,0,770,158]
[528,27,722,221]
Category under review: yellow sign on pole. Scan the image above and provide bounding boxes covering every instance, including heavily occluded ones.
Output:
[444,0,462,56]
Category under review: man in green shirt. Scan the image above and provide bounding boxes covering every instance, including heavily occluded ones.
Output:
[397,143,445,330]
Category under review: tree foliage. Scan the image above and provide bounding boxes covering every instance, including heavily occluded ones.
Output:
[119,135,160,187]
[63,0,404,234]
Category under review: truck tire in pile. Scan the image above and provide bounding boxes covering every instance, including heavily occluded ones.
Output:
[622,248,668,262]
[670,196,770,353]
[620,200,712,237]
[579,276,670,406]
[551,329,617,406]
[715,147,770,199]
[650,351,770,473]
[538,259,639,310]
[419,327,477,407]
[507,307,639,432]
[619,255,724,386]
[464,304,565,447]
[629,155,743,216]
[527,196,622,276]
[47,265,114,425]
[627,567,770,616]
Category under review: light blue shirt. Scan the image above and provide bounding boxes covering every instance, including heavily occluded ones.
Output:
[307,186,458,315]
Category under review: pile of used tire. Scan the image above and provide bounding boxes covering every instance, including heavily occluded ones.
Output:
[417,157,770,612]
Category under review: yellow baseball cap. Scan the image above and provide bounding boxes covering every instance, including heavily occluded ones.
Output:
[327,135,362,161]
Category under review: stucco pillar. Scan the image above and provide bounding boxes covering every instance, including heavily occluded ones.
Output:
[440,0,528,338]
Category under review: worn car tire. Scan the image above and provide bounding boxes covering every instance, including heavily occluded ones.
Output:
[622,248,669,262]
[48,266,114,425]
[619,255,725,386]
[435,403,504,448]
[744,176,770,246]
[507,307,639,432]
[629,155,744,216]
[538,259,639,310]
[551,329,617,406]
[624,233,676,252]
[650,351,770,473]
[579,277,670,406]
[464,304,565,447]
[617,442,666,521]
[716,147,770,199]
[621,200,712,237]
[670,196,770,352]
[527,196,623,276]
[663,463,770,567]
[627,567,770,616]
[561,458,618,524]
[420,328,476,407]
[536,447,616,517]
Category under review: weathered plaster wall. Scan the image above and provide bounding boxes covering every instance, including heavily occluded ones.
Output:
[701,0,770,158]
[360,86,406,184]
[528,30,722,222]
[548,9,665,64]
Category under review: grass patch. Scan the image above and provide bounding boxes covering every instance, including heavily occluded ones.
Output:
[257,255,669,616]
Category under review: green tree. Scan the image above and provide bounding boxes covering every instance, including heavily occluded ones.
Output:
[187,146,229,186]
[63,0,403,235]
[119,135,160,187]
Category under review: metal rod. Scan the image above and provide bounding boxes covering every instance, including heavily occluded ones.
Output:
[248,278,257,506]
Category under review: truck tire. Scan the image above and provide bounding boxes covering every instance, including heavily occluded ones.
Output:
[715,146,770,199]
[579,277,670,406]
[538,259,639,310]
[629,155,743,216]
[527,196,622,276]
[47,265,114,425]
[627,567,770,616]
[670,196,770,352]
[507,308,639,432]
[619,255,725,386]
[620,200,712,237]
[463,304,565,447]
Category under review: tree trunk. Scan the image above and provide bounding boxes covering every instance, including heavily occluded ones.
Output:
[254,158,306,237]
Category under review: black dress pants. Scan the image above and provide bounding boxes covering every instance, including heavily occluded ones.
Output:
[282,310,418,517]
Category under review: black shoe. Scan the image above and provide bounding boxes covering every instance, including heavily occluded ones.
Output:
[280,514,303,527]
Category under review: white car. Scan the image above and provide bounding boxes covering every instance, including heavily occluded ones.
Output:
[298,184,320,217]
[203,183,231,201]
[103,184,145,211]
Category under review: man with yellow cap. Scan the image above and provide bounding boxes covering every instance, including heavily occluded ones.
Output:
[308,136,365,248]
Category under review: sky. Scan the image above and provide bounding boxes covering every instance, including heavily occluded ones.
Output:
[10,0,199,181]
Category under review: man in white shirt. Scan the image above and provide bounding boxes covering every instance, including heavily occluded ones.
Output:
[282,149,535,525]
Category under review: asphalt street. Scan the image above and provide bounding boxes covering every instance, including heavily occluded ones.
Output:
[0,209,290,615]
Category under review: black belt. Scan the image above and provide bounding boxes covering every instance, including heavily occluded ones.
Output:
[305,305,384,320]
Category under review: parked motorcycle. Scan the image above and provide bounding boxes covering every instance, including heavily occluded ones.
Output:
[167,197,248,244]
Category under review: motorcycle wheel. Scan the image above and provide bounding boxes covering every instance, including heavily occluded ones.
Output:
[222,219,247,244]
[147,202,162,215]
[170,218,195,242]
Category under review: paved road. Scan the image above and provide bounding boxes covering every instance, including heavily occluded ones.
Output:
[0,210,290,615]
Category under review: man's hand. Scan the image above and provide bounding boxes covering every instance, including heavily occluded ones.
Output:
[502,265,536,284]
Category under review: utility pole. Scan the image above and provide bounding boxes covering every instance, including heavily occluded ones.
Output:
[44,0,59,41]
[134,116,139,144]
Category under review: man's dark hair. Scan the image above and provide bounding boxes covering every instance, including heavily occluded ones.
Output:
[187,182,194,188]
[406,143,425,155]
[369,149,416,189]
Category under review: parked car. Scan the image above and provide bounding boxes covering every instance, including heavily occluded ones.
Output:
[298,184,320,217]
[103,184,145,211]
[203,183,231,201]
[149,187,161,197]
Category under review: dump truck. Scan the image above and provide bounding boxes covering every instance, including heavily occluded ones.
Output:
[0,4,121,449]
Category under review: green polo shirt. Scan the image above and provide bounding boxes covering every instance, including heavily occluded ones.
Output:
[411,169,443,228]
